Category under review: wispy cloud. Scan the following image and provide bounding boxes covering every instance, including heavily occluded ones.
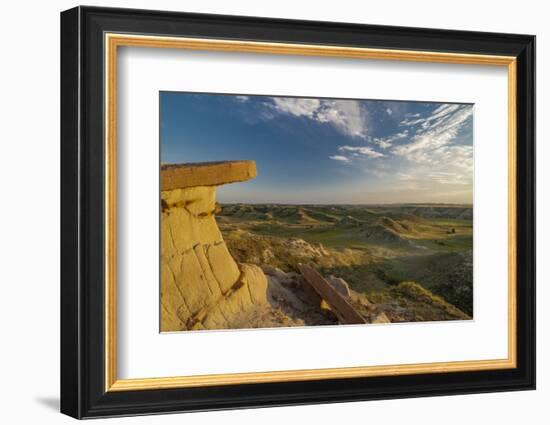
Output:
[270,98,320,117]
[371,130,409,150]
[338,145,386,158]
[389,104,473,189]
[235,95,250,102]
[329,155,350,162]
[399,104,461,127]
[393,104,472,163]
[267,98,368,139]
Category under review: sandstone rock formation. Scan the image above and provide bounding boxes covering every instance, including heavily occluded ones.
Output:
[161,161,271,332]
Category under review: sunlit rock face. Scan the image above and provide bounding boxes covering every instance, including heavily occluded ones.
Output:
[160,161,271,332]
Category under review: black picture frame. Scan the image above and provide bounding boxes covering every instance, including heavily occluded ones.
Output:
[61,5,535,419]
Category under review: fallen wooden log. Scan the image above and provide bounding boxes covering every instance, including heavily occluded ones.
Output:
[299,265,367,325]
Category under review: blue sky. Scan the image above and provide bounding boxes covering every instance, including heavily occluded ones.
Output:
[160,92,473,204]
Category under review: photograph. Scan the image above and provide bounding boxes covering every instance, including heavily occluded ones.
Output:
[160,92,474,332]
[58,5,536,419]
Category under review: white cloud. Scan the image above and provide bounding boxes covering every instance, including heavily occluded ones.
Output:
[268,97,368,139]
[373,138,392,149]
[271,98,320,117]
[399,104,463,129]
[371,130,408,149]
[329,155,350,162]
[338,145,385,158]
[391,104,473,189]
[393,105,472,161]
[235,95,249,102]
[386,107,393,115]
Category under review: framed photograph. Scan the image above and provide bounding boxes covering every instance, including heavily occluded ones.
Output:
[60,6,535,419]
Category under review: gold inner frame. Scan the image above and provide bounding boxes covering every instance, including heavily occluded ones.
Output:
[104,33,518,392]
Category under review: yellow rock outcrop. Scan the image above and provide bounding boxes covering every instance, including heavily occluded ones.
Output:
[160,161,269,332]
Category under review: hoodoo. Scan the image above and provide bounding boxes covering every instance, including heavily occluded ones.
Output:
[160,160,269,331]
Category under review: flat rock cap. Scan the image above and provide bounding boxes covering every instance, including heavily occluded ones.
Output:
[161,160,257,191]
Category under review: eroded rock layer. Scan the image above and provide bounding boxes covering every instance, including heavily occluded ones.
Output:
[161,184,269,331]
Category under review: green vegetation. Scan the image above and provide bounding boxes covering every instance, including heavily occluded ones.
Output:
[218,203,473,322]
[368,281,470,322]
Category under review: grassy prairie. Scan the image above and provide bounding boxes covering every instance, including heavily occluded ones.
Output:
[218,203,473,321]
